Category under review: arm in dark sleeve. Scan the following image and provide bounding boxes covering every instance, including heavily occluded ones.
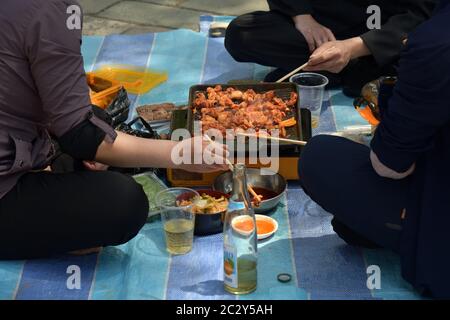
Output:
[370,21,450,173]
[360,0,436,67]
[25,0,116,160]
[267,0,313,16]
[57,106,113,161]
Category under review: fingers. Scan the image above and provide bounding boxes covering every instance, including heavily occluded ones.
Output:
[325,28,336,42]
[303,31,316,53]
[307,47,337,67]
[305,61,340,73]
[310,27,335,50]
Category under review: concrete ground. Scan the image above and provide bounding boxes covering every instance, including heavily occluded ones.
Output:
[79,0,269,35]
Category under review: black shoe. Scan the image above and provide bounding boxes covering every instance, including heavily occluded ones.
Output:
[331,218,381,249]
[263,68,290,82]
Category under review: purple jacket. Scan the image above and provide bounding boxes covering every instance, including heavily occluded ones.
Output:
[0,0,116,199]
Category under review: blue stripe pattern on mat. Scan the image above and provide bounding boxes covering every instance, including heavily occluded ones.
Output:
[0,261,23,300]
[292,236,375,300]
[136,30,207,107]
[240,195,308,300]
[166,233,236,300]
[94,33,155,114]
[362,249,423,299]
[90,222,170,300]
[328,89,366,131]
[81,35,104,72]
[15,254,98,300]
[201,37,256,84]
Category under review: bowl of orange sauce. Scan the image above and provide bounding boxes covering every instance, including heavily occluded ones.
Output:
[231,214,278,240]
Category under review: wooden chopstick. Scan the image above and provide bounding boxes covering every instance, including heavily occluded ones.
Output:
[248,184,263,203]
[203,134,234,171]
[276,62,309,83]
[203,134,261,202]
[236,132,308,146]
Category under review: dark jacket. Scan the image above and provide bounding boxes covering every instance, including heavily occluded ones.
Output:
[267,0,436,66]
[371,1,450,298]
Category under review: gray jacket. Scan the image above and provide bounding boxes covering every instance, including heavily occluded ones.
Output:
[0,0,116,199]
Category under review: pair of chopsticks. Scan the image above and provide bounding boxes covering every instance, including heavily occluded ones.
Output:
[203,135,263,204]
[276,62,309,83]
[236,132,308,146]
[276,46,336,83]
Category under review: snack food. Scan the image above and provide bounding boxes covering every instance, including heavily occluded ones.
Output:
[136,103,176,122]
[192,85,297,138]
[178,193,229,214]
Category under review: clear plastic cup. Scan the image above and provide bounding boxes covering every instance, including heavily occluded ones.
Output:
[156,188,199,255]
[290,73,329,129]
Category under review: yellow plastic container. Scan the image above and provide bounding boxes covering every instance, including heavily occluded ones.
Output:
[89,65,168,95]
[87,73,122,109]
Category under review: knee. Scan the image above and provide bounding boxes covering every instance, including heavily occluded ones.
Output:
[105,173,149,244]
[298,135,335,185]
[225,16,252,62]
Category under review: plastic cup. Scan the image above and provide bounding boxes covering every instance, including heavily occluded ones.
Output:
[290,73,329,129]
[156,188,199,255]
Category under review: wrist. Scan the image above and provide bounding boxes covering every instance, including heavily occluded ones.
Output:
[165,140,181,169]
[345,37,370,60]
[293,14,313,25]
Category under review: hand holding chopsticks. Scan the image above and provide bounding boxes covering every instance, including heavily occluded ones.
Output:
[203,134,263,206]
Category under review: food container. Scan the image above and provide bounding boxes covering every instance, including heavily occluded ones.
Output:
[192,189,230,236]
[89,65,168,95]
[186,83,312,154]
[212,168,287,214]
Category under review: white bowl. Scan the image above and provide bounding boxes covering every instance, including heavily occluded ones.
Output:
[255,214,278,240]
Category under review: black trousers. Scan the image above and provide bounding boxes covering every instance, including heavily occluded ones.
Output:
[0,170,148,260]
[225,11,395,93]
[298,135,410,252]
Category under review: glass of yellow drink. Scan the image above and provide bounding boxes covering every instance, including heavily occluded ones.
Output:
[156,188,199,255]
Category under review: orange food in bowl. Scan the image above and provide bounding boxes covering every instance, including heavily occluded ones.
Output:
[256,219,275,235]
[233,219,255,233]
[233,217,275,235]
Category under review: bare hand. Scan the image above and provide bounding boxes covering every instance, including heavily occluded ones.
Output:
[370,150,415,180]
[305,37,370,73]
[172,136,230,173]
[304,40,352,73]
[293,14,336,53]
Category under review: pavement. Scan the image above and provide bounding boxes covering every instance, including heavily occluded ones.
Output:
[79,0,269,35]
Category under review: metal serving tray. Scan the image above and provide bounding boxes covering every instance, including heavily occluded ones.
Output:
[185,83,312,153]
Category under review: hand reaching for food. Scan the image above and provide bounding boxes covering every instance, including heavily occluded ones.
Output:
[293,14,336,52]
[172,136,230,173]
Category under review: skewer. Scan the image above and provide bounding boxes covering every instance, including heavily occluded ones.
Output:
[236,132,308,146]
[203,134,262,205]
[276,62,309,83]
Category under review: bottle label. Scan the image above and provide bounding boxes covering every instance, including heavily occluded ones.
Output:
[223,244,238,288]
